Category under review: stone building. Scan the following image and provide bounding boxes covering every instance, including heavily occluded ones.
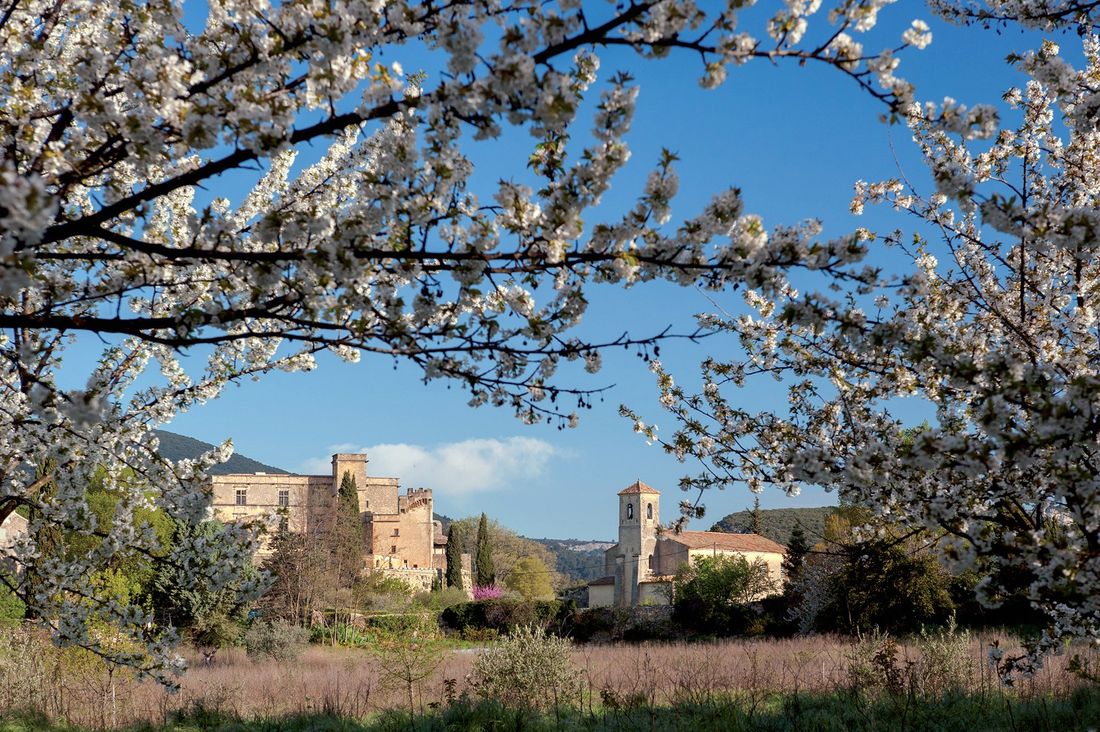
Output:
[210,452,469,592]
[0,512,27,554]
[588,481,786,608]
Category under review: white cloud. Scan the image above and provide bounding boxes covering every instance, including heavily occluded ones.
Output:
[298,437,558,496]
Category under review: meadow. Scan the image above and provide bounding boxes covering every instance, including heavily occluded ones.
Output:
[1,627,1098,731]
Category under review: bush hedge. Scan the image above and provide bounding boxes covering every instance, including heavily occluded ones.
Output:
[440,600,569,635]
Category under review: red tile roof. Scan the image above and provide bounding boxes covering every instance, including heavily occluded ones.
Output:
[588,576,615,586]
[660,531,786,554]
[618,480,660,496]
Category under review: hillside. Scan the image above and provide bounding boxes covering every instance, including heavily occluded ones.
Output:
[153,430,288,475]
[709,506,835,545]
[532,539,614,584]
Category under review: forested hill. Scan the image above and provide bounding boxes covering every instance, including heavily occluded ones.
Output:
[710,506,835,545]
[531,538,615,584]
[153,430,288,475]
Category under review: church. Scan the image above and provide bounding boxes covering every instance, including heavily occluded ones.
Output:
[588,481,787,607]
[209,452,468,592]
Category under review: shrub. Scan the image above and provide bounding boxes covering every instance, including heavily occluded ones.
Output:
[821,539,955,636]
[672,555,776,636]
[244,620,309,662]
[911,616,972,696]
[440,599,565,635]
[472,585,503,601]
[845,629,905,695]
[471,625,582,709]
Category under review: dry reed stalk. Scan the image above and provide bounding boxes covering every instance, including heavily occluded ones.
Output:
[0,632,1092,728]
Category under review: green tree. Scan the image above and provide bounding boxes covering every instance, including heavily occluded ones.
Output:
[336,471,364,572]
[750,495,763,535]
[449,515,560,587]
[672,554,776,634]
[821,538,955,635]
[782,524,811,587]
[445,523,464,590]
[150,520,258,653]
[475,513,495,587]
[261,517,327,624]
[505,556,554,601]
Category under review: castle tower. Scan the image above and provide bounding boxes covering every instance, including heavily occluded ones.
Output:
[331,453,368,508]
[615,480,660,606]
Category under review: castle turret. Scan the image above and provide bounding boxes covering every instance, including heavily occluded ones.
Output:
[615,480,660,606]
[331,453,369,508]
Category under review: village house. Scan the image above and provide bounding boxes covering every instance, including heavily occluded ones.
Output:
[588,481,786,607]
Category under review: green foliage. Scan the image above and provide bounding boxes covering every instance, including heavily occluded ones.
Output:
[243,620,309,662]
[149,520,256,648]
[19,466,177,621]
[475,513,495,587]
[672,555,776,635]
[504,556,554,601]
[450,516,561,588]
[370,613,445,714]
[0,585,23,626]
[471,625,582,710]
[750,495,763,534]
[536,542,607,583]
[821,538,954,635]
[710,506,835,544]
[418,587,469,614]
[336,470,364,575]
[444,523,463,590]
[782,524,811,586]
[440,599,567,635]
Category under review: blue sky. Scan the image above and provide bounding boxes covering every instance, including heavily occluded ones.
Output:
[72,4,1082,540]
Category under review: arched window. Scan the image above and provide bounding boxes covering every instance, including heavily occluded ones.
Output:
[626,503,634,519]
[647,503,653,520]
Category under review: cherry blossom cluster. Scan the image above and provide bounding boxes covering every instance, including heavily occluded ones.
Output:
[0,0,932,678]
[631,27,1100,678]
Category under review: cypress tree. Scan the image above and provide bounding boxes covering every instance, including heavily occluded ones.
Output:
[475,513,495,587]
[782,523,811,586]
[335,471,364,576]
[445,523,464,590]
[750,495,763,535]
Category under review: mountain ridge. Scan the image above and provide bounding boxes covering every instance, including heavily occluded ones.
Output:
[154,430,289,476]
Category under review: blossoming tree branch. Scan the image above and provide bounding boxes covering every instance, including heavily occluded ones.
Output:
[625,0,1100,680]
[0,0,1023,681]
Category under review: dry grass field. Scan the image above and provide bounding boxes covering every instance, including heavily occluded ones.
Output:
[1,629,1094,730]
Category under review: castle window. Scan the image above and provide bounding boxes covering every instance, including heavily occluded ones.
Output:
[235,489,247,506]
[278,489,289,507]
[626,503,633,519]
[391,545,397,554]
[393,528,400,537]
[647,503,653,520]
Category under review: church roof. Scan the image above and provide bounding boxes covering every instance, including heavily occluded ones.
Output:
[589,576,615,586]
[660,530,786,554]
[618,480,660,496]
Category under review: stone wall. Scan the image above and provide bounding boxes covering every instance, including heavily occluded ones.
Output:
[0,513,27,553]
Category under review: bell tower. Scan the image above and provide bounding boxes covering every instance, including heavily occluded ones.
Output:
[615,480,660,606]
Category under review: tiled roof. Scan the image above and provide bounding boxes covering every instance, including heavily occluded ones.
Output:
[618,480,660,496]
[588,575,615,586]
[660,530,786,554]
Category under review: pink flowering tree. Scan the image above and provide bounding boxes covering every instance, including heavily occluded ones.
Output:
[472,585,505,601]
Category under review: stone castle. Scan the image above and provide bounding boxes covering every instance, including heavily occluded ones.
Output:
[588,481,786,607]
[209,453,469,591]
